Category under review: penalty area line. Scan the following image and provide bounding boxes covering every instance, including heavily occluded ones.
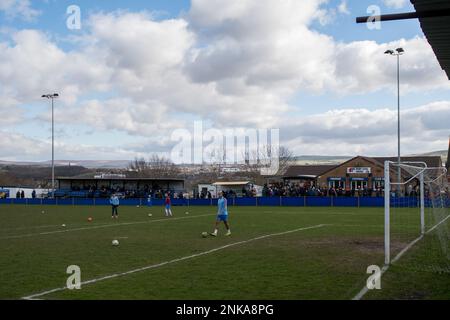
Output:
[22,224,328,300]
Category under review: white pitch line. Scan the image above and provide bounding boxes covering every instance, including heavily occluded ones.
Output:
[352,214,450,300]
[262,211,361,215]
[426,214,450,234]
[22,224,328,300]
[0,214,215,240]
[0,224,68,232]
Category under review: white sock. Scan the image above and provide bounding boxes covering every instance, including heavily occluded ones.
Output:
[213,229,218,234]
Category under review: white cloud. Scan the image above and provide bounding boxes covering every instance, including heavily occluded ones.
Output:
[0,131,148,161]
[0,0,40,21]
[0,94,23,125]
[281,101,450,156]
[186,0,448,97]
[0,29,111,106]
[383,0,408,9]
[3,101,449,160]
[338,1,350,15]
[333,37,450,94]
[87,12,194,74]
[0,1,449,161]
[79,11,288,128]
[0,132,47,160]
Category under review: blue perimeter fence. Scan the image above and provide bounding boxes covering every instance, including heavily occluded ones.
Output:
[1,197,448,208]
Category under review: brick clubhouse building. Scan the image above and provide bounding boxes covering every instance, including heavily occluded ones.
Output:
[283,156,443,192]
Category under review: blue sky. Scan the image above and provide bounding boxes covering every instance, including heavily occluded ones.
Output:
[0,0,449,161]
[1,1,420,41]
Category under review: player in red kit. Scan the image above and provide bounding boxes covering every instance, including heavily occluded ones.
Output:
[164,193,173,217]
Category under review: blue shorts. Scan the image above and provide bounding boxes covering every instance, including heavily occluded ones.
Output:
[165,204,171,209]
[217,215,228,222]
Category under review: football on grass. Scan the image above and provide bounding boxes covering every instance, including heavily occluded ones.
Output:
[112,240,119,246]
[201,232,208,238]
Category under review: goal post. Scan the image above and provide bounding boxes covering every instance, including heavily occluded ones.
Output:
[384,161,390,265]
[384,161,449,267]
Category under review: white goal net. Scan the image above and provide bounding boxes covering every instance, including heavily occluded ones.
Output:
[384,161,450,272]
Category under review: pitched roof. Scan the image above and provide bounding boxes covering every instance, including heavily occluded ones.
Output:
[315,156,386,177]
[212,181,251,186]
[57,176,184,182]
[412,0,450,79]
[283,156,443,179]
[283,165,337,178]
[372,156,442,168]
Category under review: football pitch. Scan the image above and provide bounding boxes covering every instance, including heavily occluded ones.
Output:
[0,204,449,300]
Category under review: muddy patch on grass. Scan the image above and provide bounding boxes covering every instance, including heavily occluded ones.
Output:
[291,236,408,255]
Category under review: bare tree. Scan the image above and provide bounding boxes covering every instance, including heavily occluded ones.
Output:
[277,146,295,175]
[128,157,149,173]
[245,145,294,177]
[128,155,181,178]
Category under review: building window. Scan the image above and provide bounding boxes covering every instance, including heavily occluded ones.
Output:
[328,180,345,189]
[351,180,368,190]
[372,180,384,190]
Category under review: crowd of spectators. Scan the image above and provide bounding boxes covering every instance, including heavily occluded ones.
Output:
[261,182,384,198]
[16,190,25,199]
[198,190,212,199]
[67,184,182,199]
[54,180,443,199]
[14,190,37,198]
[197,186,255,199]
[242,186,257,197]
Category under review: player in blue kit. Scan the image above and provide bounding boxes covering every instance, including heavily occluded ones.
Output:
[110,193,120,219]
[210,191,231,237]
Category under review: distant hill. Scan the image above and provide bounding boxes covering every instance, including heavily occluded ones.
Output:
[0,165,93,188]
[291,155,352,165]
[0,160,130,169]
[0,149,447,169]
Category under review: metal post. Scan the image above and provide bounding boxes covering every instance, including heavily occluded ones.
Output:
[52,97,55,199]
[384,161,391,265]
[397,54,401,196]
[420,172,425,235]
[356,9,450,23]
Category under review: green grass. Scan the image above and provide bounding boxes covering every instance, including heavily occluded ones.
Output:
[0,204,448,300]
